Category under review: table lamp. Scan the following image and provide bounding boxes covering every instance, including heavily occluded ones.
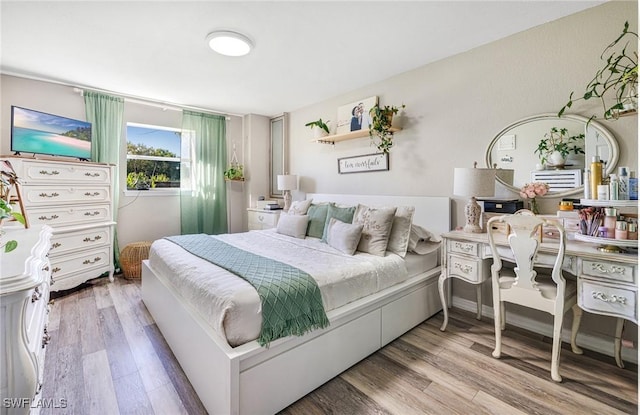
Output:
[453,163,496,233]
[277,174,298,211]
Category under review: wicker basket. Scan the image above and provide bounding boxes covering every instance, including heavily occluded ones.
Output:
[120,241,152,280]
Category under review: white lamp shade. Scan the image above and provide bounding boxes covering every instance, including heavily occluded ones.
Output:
[453,168,496,198]
[277,174,298,191]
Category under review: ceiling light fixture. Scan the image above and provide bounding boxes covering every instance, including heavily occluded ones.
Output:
[206,31,253,57]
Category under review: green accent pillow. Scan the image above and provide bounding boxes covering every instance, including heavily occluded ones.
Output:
[306,203,333,238]
[321,204,356,242]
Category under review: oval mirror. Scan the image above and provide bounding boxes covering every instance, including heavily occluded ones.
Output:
[486,113,619,198]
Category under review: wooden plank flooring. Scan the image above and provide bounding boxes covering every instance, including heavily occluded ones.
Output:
[42,276,637,415]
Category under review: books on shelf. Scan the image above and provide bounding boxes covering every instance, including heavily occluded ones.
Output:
[264,203,282,210]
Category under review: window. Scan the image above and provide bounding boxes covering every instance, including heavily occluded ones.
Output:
[126,123,181,190]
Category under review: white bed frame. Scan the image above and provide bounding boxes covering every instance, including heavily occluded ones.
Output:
[141,194,450,415]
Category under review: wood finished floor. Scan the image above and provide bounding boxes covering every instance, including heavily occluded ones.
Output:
[42,276,637,415]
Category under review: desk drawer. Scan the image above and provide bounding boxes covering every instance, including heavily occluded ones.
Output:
[448,254,488,283]
[580,260,636,284]
[579,278,637,322]
[447,240,480,257]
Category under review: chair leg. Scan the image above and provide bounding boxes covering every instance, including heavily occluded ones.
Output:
[500,302,506,330]
[570,304,583,355]
[551,314,564,382]
[492,300,502,358]
[614,318,625,369]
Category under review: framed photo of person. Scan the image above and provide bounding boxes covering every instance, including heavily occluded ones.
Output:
[335,96,378,135]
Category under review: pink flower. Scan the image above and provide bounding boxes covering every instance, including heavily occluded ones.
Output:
[520,182,550,200]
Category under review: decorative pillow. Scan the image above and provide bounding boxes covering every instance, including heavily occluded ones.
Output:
[386,206,415,258]
[321,204,356,242]
[352,204,397,256]
[306,203,333,238]
[326,217,364,255]
[276,214,309,239]
[286,198,313,215]
[408,224,443,252]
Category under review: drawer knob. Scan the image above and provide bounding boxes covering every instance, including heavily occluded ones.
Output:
[84,211,101,217]
[592,291,627,305]
[84,191,100,197]
[31,287,42,303]
[258,215,265,222]
[454,242,474,253]
[39,214,59,221]
[83,235,102,243]
[39,192,60,198]
[454,262,473,274]
[51,242,62,249]
[39,170,60,176]
[591,263,626,275]
[52,267,61,274]
[85,172,101,177]
[83,256,102,265]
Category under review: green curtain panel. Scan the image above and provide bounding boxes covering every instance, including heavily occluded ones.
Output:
[84,91,124,269]
[180,110,228,235]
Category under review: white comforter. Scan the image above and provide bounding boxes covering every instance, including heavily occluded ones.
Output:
[148,229,408,347]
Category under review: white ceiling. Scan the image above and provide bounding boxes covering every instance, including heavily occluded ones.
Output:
[1,1,605,117]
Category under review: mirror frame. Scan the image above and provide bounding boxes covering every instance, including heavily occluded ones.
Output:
[269,113,289,199]
[485,113,619,198]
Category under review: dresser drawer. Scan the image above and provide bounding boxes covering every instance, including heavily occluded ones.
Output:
[17,160,111,185]
[50,226,111,256]
[50,246,112,281]
[579,278,637,322]
[447,240,480,257]
[22,185,111,206]
[28,204,111,228]
[447,254,489,283]
[580,259,636,284]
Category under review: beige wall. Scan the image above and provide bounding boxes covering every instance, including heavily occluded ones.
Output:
[286,1,638,359]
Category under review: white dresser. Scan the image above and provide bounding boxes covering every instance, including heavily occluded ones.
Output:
[5,158,116,291]
[247,208,280,230]
[0,225,53,414]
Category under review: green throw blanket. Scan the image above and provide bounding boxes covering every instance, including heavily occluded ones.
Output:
[165,234,329,347]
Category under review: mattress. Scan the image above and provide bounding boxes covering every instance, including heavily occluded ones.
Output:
[148,229,439,347]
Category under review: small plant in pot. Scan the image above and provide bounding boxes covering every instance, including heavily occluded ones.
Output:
[305,118,331,139]
[369,104,405,154]
[224,162,245,181]
[534,127,585,169]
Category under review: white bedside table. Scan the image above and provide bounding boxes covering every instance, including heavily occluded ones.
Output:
[247,208,281,230]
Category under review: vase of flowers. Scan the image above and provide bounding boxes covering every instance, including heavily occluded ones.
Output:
[519,182,549,214]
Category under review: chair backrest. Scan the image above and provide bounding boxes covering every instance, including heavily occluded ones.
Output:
[487,210,567,293]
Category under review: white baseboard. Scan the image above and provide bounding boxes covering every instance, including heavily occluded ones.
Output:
[451,296,638,365]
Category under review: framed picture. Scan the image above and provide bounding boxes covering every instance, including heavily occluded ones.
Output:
[335,96,378,135]
[338,153,389,174]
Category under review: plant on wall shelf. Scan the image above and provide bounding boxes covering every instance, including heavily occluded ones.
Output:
[305,118,331,139]
[558,21,638,121]
[534,127,585,168]
[369,104,405,154]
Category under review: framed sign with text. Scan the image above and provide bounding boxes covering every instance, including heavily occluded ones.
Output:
[337,153,389,174]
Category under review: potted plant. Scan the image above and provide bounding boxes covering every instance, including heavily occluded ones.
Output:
[558,21,638,120]
[0,171,26,253]
[534,127,585,168]
[224,162,245,181]
[305,118,331,139]
[368,104,405,154]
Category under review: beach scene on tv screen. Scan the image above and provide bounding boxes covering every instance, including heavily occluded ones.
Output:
[12,107,91,159]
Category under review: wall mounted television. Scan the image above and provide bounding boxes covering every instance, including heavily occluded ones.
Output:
[11,106,92,161]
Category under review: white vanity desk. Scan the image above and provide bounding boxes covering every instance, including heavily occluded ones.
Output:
[438,230,638,367]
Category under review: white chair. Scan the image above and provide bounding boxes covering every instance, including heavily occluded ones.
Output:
[487,211,583,382]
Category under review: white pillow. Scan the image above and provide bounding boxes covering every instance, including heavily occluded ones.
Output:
[353,204,397,256]
[326,217,364,255]
[408,224,442,252]
[386,206,415,258]
[286,199,313,215]
[276,214,309,239]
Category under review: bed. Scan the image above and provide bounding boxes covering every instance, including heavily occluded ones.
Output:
[141,194,450,415]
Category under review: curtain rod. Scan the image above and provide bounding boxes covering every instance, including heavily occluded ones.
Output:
[1,71,239,118]
[72,87,234,120]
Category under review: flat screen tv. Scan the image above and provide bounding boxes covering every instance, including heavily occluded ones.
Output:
[11,106,92,161]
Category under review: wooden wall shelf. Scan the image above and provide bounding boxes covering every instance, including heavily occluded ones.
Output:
[311,127,401,145]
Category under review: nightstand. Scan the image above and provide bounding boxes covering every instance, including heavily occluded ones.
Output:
[247,208,281,230]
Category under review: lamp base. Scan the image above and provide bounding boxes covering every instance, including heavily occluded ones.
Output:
[283,190,292,212]
[464,197,483,233]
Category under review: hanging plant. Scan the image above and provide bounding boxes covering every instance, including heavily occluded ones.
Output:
[368,104,405,154]
[558,21,638,120]
[224,142,245,181]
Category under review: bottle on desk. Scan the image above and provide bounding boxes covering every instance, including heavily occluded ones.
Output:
[609,174,619,200]
[629,171,638,200]
[590,156,603,200]
[615,221,628,240]
[618,167,629,200]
